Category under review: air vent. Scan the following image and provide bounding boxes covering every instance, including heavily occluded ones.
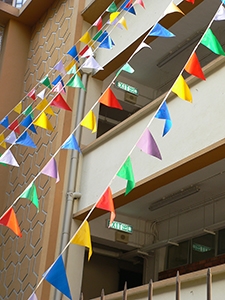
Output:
[115,231,129,244]
[124,92,137,105]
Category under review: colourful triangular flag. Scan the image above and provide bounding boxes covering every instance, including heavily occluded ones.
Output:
[110,12,120,23]
[107,17,123,29]
[117,157,135,195]
[121,0,136,15]
[136,129,162,159]
[107,2,117,12]
[134,42,151,55]
[0,207,22,237]
[133,0,145,9]
[20,182,39,212]
[67,45,79,62]
[66,75,86,91]
[164,2,185,15]
[5,131,17,144]
[0,133,6,149]
[16,131,37,148]
[54,60,66,75]
[21,115,37,134]
[33,113,54,131]
[0,153,7,167]
[61,134,81,152]
[96,187,115,227]
[185,0,195,3]
[50,94,72,111]
[97,31,115,49]
[201,29,225,56]
[52,75,66,93]
[81,56,103,71]
[80,46,93,58]
[0,149,19,167]
[14,102,22,114]
[80,32,94,48]
[40,75,51,89]
[28,293,38,300]
[52,81,66,95]
[149,23,175,37]
[185,52,205,80]
[80,111,97,133]
[171,75,192,103]
[116,63,135,76]
[23,105,34,119]
[93,16,102,31]
[27,88,36,101]
[214,5,225,21]
[155,101,172,136]
[118,17,128,30]
[8,119,20,134]
[41,157,60,183]
[35,98,55,116]
[99,88,123,110]
[43,255,72,300]
[0,116,9,128]
[93,30,103,41]
[37,88,46,100]
[71,221,92,260]
[65,60,75,72]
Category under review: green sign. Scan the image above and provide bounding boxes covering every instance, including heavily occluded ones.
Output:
[116,81,138,95]
[193,243,211,253]
[108,220,133,233]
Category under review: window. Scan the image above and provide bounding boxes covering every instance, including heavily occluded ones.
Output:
[167,241,189,269]
[192,234,215,263]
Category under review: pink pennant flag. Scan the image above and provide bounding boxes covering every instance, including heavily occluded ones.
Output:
[134,42,151,55]
[52,81,66,95]
[0,149,19,167]
[136,129,162,159]
[93,16,102,31]
[41,157,60,183]
[133,0,145,8]
[27,88,36,101]
[54,60,66,75]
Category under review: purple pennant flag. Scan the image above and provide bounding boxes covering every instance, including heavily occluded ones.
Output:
[136,129,162,160]
[54,60,66,75]
[0,149,19,167]
[5,131,17,144]
[28,293,38,300]
[41,157,60,183]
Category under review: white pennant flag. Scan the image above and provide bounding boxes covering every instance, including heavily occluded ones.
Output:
[214,5,225,21]
[134,42,152,55]
[5,131,16,144]
[0,149,19,167]
[37,88,46,100]
[81,47,94,58]
[81,56,104,71]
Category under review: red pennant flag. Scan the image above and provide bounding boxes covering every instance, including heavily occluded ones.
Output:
[185,52,205,80]
[96,187,115,227]
[0,207,22,237]
[79,45,89,56]
[27,88,36,100]
[50,94,72,111]
[99,88,123,110]
[8,119,20,134]
[185,0,195,3]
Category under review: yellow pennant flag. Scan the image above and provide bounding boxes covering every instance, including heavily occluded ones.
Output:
[81,111,97,133]
[172,75,192,103]
[110,12,120,23]
[118,17,128,30]
[164,2,185,16]
[80,32,94,49]
[71,221,92,260]
[35,98,55,116]
[65,60,75,72]
[0,133,6,149]
[33,112,54,131]
[14,102,22,114]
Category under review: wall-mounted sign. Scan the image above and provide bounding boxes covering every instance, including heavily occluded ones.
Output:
[193,243,211,253]
[108,220,133,233]
[116,81,138,95]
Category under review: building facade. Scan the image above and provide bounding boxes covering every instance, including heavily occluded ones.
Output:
[1,0,225,299]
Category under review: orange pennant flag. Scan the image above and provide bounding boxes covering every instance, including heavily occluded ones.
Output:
[172,75,192,103]
[81,111,97,133]
[96,187,115,228]
[185,52,205,80]
[0,133,6,149]
[118,17,128,30]
[33,112,54,131]
[99,88,123,110]
[164,2,185,15]
[35,98,55,115]
[71,221,92,260]
[0,207,22,237]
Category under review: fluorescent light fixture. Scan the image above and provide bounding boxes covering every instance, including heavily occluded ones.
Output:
[149,185,200,211]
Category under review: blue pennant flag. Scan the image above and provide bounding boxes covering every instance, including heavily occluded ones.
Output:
[67,45,79,63]
[16,131,37,148]
[149,23,175,38]
[155,101,172,136]
[61,134,81,153]
[43,255,72,300]
[21,115,37,134]
[121,0,136,15]
[0,116,9,128]
[97,31,115,49]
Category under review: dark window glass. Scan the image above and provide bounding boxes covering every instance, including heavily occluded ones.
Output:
[192,234,215,263]
[167,241,189,269]
[218,228,225,255]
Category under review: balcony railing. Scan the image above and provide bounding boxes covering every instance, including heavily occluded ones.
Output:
[0,0,27,8]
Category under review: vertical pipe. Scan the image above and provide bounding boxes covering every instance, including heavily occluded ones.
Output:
[207,268,212,300]
[101,289,105,300]
[123,282,127,300]
[176,271,180,300]
[148,279,153,300]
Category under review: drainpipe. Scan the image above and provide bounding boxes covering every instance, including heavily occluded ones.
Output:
[54,72,88,300]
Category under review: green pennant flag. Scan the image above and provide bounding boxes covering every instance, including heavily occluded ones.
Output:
[67,64,77,74]
[23,105,34,119]
[116,63,135,77]
[40,75,52,89]
[20,182,39,212]
[66,75,86,91]
[201,29,225,56]
[93,30,103,41]
[117,156,135,195]
[107,2,117,12]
